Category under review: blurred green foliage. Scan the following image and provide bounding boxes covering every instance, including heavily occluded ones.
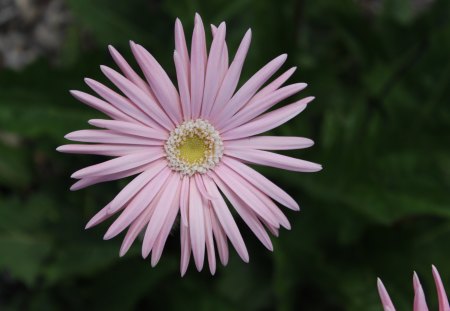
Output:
[1,0,450,310]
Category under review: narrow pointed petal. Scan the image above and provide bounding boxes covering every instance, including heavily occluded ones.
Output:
[65,130,163,146]
[224,83,307,131]
[225,148,322,173]
[222,96,314,140]
[414,272,429,311]
[174,18,190,81]
[108,169,170,233]
[180,176,190,227]
[180,224,191,276]
[108,45,156,98]
[174,51,191,119]
[70,90,135,123]
[203,176,249,263]
[217,178,273,250]
[85,204,114,229]
[189,179,206,271]
[195,174,217,201]
[70,162,154,191]
[215,54,288,128]
[100,65,174,130]
[209,24,229,112]
[88,119,167,140]
[201,22,226,117]
[249,67,297,104]
[71,151,163,179]
[131,44,182,124]
[216,164,290,229]
[432,265,450,311]
[204,204,217,275]
[57,144,149,157]
[85,78,160,128]
[209,29,252,118]
[190,13,207,118]
[263,220,279,237]
[225,136,314,151]
[119,189,164,256]
[107,160,167,214]
[212,165,279,228]
[141,173,180,258]
[377,278,396,311]
[223,156,299,210]
[250,182,291,230]
[211,24,229,73]
[210,208,229,266]
[151,180,182,267]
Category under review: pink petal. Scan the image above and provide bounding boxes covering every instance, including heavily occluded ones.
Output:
[432,265,450,311]
[108,45,156,98]
[151,179,182,267]
[190,13,207,119]
[70,90,135,123]
[85,204,114,229]
[141,172,180,258]
[180,224,191,276]
[103,168,171,240]
[195,174,217,201]
[215,54,288,129]
[57,144,150,157]
[210,206,229,266]
[201,22,226,118]
[209,24,229,107]
[70,161,154,191]
[222,156,299,210]
[225,136,314,151]
[119,187,164,257]
[211,24,229,71]
[212,165,279,228]
[173,51,191,120]
[179,176,190,227]
[209,29,252,119]
[203,204,217,275]
[216,178,273,250]
[203,175,249,263]
[223,83,307,131]
[222,96,314,140]
[174,18,190,84]
[131,43,183,124]
[84,78,160,128]
[216,164,290,230]
[377,278,396,311]
[100,65,174,130]
[107,159,167,214]
[262,219,279,237]
[225,148,322,173]
[71,151,163,179]
[250,181,291,230]
[189,178,206,271]
[65,130,163,146]
[414,272,429,311]
[249,66,297,104]
[88,119,167,140]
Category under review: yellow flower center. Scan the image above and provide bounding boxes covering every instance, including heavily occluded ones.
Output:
[178,134,209,164]
[165,119,223,176]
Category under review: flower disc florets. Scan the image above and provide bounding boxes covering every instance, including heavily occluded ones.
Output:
[165,119,223,176]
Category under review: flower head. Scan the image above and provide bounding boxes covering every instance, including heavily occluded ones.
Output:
[377,265,450,311]
[58,13,321,275]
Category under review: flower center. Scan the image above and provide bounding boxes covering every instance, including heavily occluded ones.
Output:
[165,119,223,176]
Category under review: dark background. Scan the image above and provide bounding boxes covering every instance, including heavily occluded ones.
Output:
[1,0,449,310]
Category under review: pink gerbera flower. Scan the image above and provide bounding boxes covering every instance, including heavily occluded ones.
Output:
[378,265,450,311]
[58,13,321,275]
